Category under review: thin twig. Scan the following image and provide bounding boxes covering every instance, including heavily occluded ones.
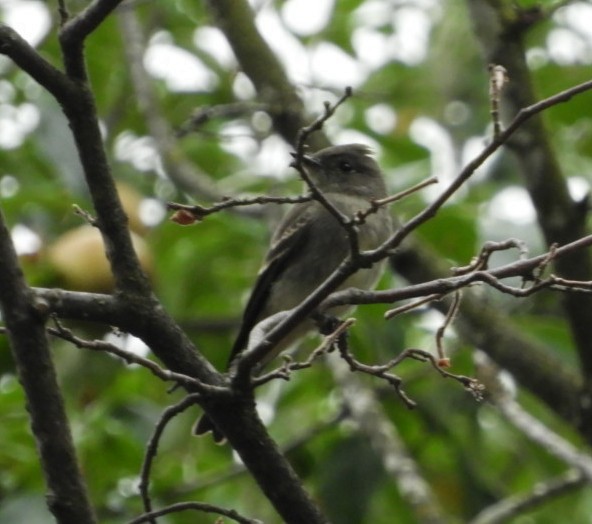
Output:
[452,239,529,275]
[72,204,98,227]
[355,176,439,225]
[488,64,509,139]
[138,394,202,522]
[168,194,312,223]
[128,501,261,524]
[47,318,226,394]
[435,291,461,365]
[291,88,362,256]
[322,234,592,311]
[336,336,484,408]
[470,469,586,524]
[384,294,442,320]
[57,0,69,25]
[295,87,353,151]
[252,318,356,386]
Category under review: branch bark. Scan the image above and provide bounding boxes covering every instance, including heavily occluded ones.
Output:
[0,211,97,523]
[0,14,329,524]
[204,0,328,151]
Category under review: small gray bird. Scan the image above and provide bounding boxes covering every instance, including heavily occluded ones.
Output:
[195,143,393,441]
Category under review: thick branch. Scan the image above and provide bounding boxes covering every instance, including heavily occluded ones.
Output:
[204,0,327,150]
[0,20,152,297]
[0,211,97,523]
[2,16,330,523]
[0,25,75,100]
[59,0,126,80]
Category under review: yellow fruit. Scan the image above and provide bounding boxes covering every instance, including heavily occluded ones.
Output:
[48,225,152,292]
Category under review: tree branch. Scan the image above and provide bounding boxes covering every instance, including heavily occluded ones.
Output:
[0,210,97,523]
[467,0,592,440]
[204,0,327,150]
[138,394,202,522]
[1,16,330,524]
[128,501,261,524]
[330,356,448,524]
[47,320,226,394]
[60,0,126,80]
[0,25,75,100]
[323,234,592,310]
[390,239,581,426]
[470,469,586,524]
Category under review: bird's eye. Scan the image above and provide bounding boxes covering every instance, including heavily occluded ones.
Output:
[339,161,354,173]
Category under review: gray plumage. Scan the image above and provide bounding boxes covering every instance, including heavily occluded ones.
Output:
[195,144,393,441]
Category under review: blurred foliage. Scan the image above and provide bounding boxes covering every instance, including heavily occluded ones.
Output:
[1,0,592,523]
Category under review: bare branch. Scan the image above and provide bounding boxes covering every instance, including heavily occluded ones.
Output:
[336,338,483,408]
[0,203,97,523]
[488,64,509,139]
[323,234,592,311]
[330,355,447,523]
[128,501,262,524]
[138,394,202,521]
[60,0,126,53]
[384,293,442,320]
[470,469,586,524]
[0,25,75,101]
[452,239,529,275]
[59,0,127,81]
[47,319,227,394]
[295,87,353,151]
[252,318,356,386]
[168,194,312,223]
[72,204,98,227]
[355,176,439,225]
[435,291,461,365]
[57,0,69,25]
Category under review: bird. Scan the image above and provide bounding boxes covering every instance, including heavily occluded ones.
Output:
[195,143,393,441]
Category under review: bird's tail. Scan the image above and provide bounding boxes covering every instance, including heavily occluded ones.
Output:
[193,414,226,444]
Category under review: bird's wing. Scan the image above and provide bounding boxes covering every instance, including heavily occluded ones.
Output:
[228,203,317,363]
[195,207,317,441]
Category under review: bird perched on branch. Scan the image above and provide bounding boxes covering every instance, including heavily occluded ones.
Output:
[195,143,393,441]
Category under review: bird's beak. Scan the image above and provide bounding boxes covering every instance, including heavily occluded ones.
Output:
[289,151,322,169]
